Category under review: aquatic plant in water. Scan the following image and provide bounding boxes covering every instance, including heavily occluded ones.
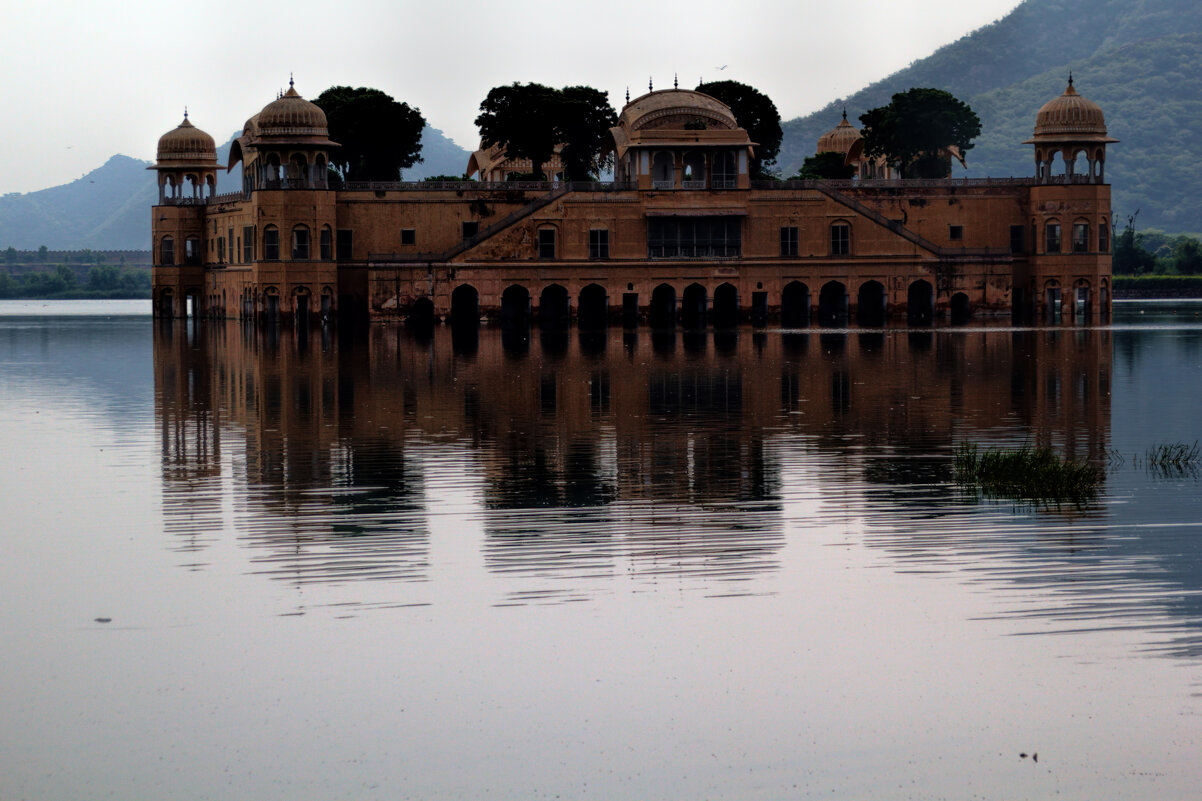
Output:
[953,442,1105,505]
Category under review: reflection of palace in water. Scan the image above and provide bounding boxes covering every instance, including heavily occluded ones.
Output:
[155,320,1112,593]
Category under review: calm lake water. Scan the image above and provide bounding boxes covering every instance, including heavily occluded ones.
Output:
[2,299,1201,800]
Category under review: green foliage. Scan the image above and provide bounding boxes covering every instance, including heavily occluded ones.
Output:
[0,265,149,299]
[794,151,856,180]
[1112,212,1202,275]
[4,247,15,264]
[422,174,472,182]
[313,86,426,181]
[953,442,1104,505]
[36,245,47,261]
[1112,275,1202,296]
[475,83,616,181]
[696,80,782,178]
[860,88,980,178]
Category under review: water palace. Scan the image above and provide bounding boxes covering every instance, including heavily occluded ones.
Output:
[150,79,1116,326]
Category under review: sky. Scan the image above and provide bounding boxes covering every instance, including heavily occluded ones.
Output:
[0,0,1024,195]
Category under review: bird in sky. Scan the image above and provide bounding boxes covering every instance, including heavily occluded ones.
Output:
[716,65,728,70]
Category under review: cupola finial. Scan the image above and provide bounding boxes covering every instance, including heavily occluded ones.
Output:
[1068,71,1074,88]
[290,72,294,89]
[674,73,678,89]
[649,76,653,92]
[625,86,630,104]
[184,106,188,120]
[842,107,847,121]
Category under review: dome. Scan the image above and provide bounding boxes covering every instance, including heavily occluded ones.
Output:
[156,114,218,165]
[1030,79,1112,140]
[255,81,330,139]
[619,89,739,132]
[816,112,861,155]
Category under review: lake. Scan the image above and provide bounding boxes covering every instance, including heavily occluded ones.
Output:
[1,299,1200,800]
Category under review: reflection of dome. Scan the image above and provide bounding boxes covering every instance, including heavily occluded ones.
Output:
[255,82,329,138]
[619,88,739,131]
[1032,80,1109,138]
[156,115,218,165]
[816,111,861,155]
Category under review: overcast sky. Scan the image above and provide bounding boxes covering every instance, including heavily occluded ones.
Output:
[0,0,1024,194]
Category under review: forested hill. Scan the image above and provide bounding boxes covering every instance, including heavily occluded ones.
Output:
[0,125,471,250]
[778,0,1202,233]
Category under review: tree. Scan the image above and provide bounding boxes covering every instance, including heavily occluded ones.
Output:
[475,83,616,182]
[4,247,15,264]
[313,86,425,182]
[1170,237,1202,275]
[794,152,856,180]
[37,245,48,262]
[696,80,782,178]
[1112,212,1156,275]
[556,85,618,180]
[859,88,981,179]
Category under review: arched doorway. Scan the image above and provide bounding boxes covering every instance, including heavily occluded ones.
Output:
[578,284,608,330]
[781,281,810,328]
[408,296,435,328]
[294,288,312,328]
[818,281,848,327]
[539,284,570,327]
[713,283,739,328]
[501,284,531,323]
[451,284,479,326]
[856,281,886,327]
[681,283,707,329]
[907,280,934,326]
[950,292,971,324]
[158,289,175,318]
[650,284,676,329]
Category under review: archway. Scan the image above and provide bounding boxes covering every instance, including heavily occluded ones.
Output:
[907,280,934,326]
[501,284,531,322]
[650,284,676,329]
[713,283,739,328]
[451,284,479,326]
[818,281,848,327]
[578,283,608,330]
[294,288,312,328]
[681,283,707,329]
[950,292,971,324]
[856,281,886,327]
[781,281,810,328]
[159,289,175,318]
[408,296,435,328]
[1073,279,1091,317]
[539,284,570,327]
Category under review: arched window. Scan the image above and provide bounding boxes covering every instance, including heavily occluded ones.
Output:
[184,236,201,265]
[160,236,175,266]
[830,221,851,256]
[320,225,332,260]
[1045,220,1062,253]
[264,225,280,260]
[1072,219,1090,253]
[1099,218,1110,253]
[292,224,310,260]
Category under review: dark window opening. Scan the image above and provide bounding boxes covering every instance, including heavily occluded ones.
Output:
[1099,223,1109,253]
[1072,223,1089,253]
[647,216,741,258]
[1046,223,1061,254]
[538,228,556,259]
[242,226,254,262]
[320,228,332,260]
[401,228,416,245]
[831,224,850,256]
[780,226,798,257]
[185,236,201,265]
[217,237,225,263]
[160,237,174,266]
[264,227,279,261]
[949,225,964,241]
[462,221,478,240]
[589,229,609,259]
[336,229,353,260]
[292,226,310,260]
[1010,225,1024,254]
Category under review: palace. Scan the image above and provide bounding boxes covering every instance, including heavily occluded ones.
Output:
[150,79,1116,326]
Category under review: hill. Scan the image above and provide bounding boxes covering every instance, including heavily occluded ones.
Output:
[778,0,1202,233]
[0,125,471,250]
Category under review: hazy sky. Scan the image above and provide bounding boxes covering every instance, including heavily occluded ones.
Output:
[0,0,1024,194]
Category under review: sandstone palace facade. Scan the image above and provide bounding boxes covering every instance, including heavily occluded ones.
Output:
[150,80,1116,327]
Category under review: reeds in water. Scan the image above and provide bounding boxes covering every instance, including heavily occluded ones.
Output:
[953,443,1105,504]
[1141,441,1200,478]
